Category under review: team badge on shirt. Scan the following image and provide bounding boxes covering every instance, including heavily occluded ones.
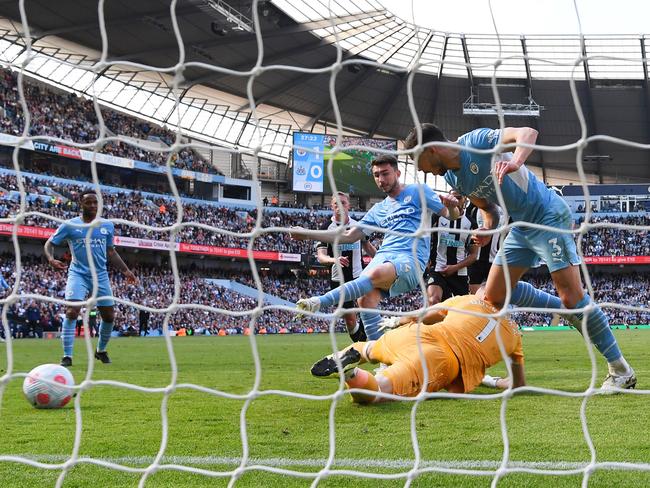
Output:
[470,162,479,174]
[403,195,412,204]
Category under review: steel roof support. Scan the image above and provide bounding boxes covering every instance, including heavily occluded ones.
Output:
[581,37,603,183]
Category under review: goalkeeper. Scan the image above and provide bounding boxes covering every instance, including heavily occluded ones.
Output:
[310,291,525,404]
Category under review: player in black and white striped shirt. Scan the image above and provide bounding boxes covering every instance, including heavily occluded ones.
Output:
[466,203,505,294]
[425,193,479,305]
[316,192,376,341]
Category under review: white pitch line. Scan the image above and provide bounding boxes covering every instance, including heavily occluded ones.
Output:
[4,455,649,471]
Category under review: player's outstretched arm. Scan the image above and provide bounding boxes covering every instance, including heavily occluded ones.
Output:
[291,226,364,244]
[379,308,446,332]
[316,247,349,267]
[483,363,525,390]
[510,362,526,389]
[108,248,138,284]
[43,237,66,270]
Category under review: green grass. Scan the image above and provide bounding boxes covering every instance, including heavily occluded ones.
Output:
[1,330,649,487]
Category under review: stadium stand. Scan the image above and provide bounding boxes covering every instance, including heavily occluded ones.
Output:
[1,169,648,256]
[0,68,222,176]
[2,255,648,339]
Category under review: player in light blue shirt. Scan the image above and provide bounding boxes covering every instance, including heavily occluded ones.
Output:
[291,154,460,340]
[404,123,635,392]
[44,192,137,367]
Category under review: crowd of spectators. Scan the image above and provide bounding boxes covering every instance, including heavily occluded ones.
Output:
[510,272,650,327]
[578,215,650,257]
[0,69,220,175]
[1,255,648,341]
[0,257,336,339]
[0,172,331,253]
[576,201,649,213]
[1,172,648,257]
[0,62,647,343]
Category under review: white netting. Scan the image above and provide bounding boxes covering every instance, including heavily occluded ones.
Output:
[0,0,649,487]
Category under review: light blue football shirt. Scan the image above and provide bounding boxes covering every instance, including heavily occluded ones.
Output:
[50,217,114,279]
[444,128,557,223]
[358,184,444,269]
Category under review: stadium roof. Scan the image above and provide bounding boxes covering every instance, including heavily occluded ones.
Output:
[0,0,648,183]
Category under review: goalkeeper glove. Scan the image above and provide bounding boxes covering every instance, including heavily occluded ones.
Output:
[481,375,502,389]
[378,316,402,332]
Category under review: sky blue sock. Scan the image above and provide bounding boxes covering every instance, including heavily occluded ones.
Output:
[319,275,373,309]
[97,321,113,352]
[573,295,621,362]
[511,281,562,309]
[360,310,383,341]
[61,317,76,357]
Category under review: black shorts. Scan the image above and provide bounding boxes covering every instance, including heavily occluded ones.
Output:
[329,280,356,309]
[468,261,492,285]
[426,272,469,300]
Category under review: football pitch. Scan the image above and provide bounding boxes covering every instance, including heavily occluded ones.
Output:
[1,330,649,487]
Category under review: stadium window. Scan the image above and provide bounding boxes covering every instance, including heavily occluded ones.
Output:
[222,184,251,200]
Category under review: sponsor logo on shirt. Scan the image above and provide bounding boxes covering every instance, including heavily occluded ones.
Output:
[468,175,496,200]
[73,237,107,248]
[337,243,358,251]
[440,235,465,247]
[378,207,415,226]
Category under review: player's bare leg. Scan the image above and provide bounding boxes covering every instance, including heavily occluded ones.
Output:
[469,283,483,294]
[343,308,366,342]
[482,264,529,308]
[427,283,443,306]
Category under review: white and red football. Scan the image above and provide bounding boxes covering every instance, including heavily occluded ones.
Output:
[22,364,75,409]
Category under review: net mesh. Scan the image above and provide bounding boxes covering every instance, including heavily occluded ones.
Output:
[0,0,649,487]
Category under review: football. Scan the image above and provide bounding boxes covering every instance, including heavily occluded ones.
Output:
[22,364,75,409]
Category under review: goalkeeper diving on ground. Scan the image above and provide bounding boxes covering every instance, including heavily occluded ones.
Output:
[310,290,525,404]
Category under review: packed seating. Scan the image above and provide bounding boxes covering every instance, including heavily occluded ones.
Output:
[1,172,648,256]
[0,258,335,337]
[511,272,650,327]
[0,69,221,175]
[2,256,648,340]
[578,215,650,257]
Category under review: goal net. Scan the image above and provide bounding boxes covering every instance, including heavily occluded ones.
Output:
[1,0,649,486]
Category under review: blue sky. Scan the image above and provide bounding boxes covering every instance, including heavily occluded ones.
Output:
[380,0,650,35]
